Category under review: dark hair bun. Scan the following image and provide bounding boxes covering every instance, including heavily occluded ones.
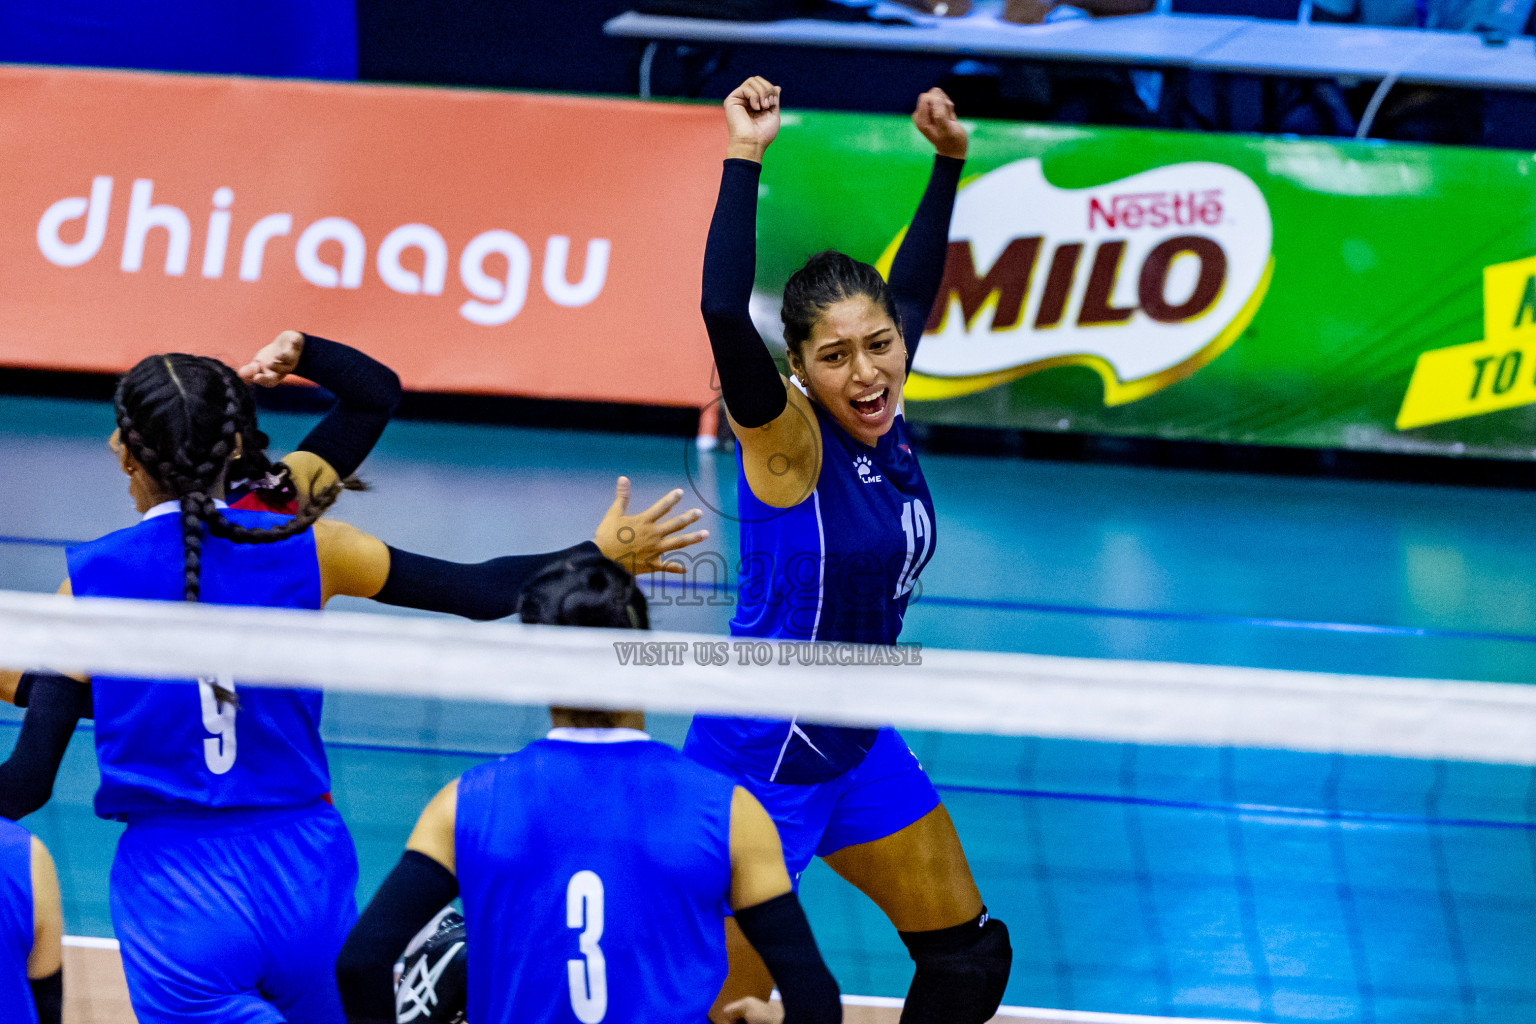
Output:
[518,552,649,630]
[780,249,900,354]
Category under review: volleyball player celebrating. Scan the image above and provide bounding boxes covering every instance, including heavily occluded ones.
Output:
[0,823,61,1024]
[685,78,1012,1023]
[0,352,707,1023]
[0,328,401,819]
[336,554,841,1024]
[0,332,703,820]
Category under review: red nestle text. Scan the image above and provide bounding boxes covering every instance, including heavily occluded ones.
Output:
[1087,190,1223,231]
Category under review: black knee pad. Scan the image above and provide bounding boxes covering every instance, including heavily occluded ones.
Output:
[898,911,1012,1024]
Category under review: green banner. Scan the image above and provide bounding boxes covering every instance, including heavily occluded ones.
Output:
[758,113,1536,460]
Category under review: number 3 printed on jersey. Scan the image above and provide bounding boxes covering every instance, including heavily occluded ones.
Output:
[197,673,237,775]
[567,870,608,1023]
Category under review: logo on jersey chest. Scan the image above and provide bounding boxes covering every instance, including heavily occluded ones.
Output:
[854,455,883,484]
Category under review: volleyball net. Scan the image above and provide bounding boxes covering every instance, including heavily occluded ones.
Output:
[3,587,1535,1022]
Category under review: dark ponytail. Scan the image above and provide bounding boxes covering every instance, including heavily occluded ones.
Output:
[114,355,343,608]
[223,381,298,511]
[518,552,648,631]
[780,250,900,357]
[224,379,368,509]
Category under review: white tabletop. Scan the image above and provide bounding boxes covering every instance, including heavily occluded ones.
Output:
[604,8,1536,90]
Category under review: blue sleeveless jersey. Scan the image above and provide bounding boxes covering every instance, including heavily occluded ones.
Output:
[688,405,936,784]
[66,508,330,821]
[0,821,36,1024]
[455,735,736,1024]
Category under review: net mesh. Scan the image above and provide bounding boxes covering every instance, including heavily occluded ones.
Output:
[4,588,1536,1023]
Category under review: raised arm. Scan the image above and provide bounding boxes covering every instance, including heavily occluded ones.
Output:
[703,77,799,432]
[705,77,821,509]
[239,330,403,489]
[888,89,967,374]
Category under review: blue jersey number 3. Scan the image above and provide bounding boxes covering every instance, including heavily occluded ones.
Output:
[567,870,608,1022]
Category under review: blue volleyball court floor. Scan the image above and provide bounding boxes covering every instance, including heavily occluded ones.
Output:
[4,394,1536,1023]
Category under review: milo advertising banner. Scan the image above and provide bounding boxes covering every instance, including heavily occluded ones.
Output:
[759,114,1536,459]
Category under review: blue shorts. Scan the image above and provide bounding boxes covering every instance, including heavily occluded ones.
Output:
[684,726,940,881]
[110,801,359,1024]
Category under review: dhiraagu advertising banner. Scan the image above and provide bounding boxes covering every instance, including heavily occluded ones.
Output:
[759,113,1536,460]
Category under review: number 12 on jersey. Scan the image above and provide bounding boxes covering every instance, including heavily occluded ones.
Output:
[895,499,932,599]
[567,870,608,1023]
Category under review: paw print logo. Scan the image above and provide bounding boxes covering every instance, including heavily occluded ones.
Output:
[854,455,873,479]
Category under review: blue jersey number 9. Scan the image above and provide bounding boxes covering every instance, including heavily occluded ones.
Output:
[566,870,608,1023]
[197,673,237,775]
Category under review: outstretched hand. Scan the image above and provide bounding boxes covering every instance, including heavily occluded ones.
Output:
[593,477,709,576]
[724,76,782,162]
[238,330,305,388]
[912,87,968,160]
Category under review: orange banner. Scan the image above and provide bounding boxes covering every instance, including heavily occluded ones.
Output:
[0,66,721,408]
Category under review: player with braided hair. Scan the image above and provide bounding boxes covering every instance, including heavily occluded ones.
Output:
[0,348,708,1024]
[1,330,708,822]
[111,353,345,609]
[0,329,397,815]
[36,350,366,1024]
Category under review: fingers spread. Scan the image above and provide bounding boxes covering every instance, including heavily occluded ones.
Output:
[656,509,703,535]
[640,488,684,522]
[610,476,632,517]
[660,529,709,552]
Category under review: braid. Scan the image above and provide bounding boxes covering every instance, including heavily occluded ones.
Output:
[116,357,238,703]
[222,368,299,507]
[201,369,343,545]
[179,494,206,601]
[115,354,340,600]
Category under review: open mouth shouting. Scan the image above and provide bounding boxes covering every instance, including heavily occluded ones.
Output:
[851,386,889,421]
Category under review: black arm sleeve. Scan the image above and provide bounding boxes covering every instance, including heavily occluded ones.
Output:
[293,335,403,480]
[888,155,964,374]
[735,892,842,1024]
[373,542,600,621]
[701,159,788,430]
[0,674,91,821]
[337,850,460,1024]
[29,969,61,1024]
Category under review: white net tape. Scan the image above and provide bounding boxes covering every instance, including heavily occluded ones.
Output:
[3,588,1535,765]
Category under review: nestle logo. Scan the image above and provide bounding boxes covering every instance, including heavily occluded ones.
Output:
[1088,190,1223,231]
